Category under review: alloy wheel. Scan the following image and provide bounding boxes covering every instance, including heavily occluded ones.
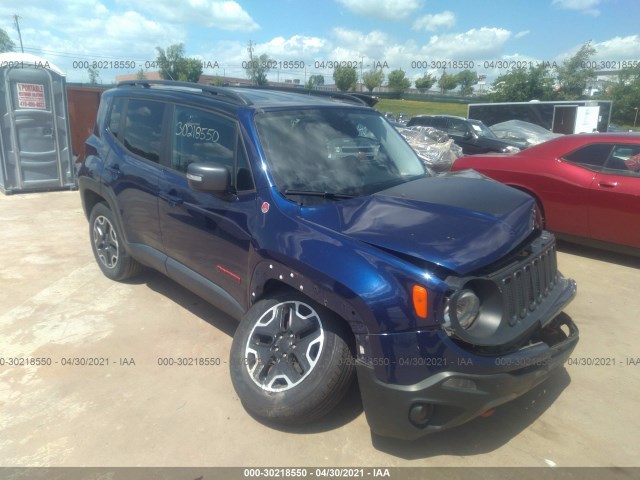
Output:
[93,215,119,269]
[244,301,324,392]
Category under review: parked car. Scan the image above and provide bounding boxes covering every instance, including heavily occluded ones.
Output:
[397,125,463,172]
[607,123,632,133]
[78,80,578,439]
[407,115,521,155]
[451,133,640,253]
[490,119,562,149]
[396,112,411,125]
[383,111,396,121]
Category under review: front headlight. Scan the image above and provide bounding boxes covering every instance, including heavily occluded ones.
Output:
[444,289,480,330]
[442,280,503,345]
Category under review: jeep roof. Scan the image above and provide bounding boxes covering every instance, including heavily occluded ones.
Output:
[115,80,376,110]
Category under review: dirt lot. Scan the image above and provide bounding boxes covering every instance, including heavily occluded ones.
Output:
[1,190,639,468]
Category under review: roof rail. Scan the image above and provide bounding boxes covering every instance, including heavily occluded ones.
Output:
[236,86,378,107]
[116,80,253,106]
[344,92,379,107]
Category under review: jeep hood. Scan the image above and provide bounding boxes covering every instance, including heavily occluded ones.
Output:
[300,171,537,276]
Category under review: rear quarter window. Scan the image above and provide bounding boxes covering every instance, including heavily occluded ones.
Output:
[563,143,613,171]
[94,96,110,137]
[107,97,125,139]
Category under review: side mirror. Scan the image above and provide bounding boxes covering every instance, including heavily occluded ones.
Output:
[187,162,232,195]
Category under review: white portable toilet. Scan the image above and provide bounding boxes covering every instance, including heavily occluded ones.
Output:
[0,52,75,194]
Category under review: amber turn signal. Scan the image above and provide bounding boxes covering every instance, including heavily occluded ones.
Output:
[412,285,428,319]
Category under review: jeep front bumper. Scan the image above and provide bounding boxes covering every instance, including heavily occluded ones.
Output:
[356,308,578,440]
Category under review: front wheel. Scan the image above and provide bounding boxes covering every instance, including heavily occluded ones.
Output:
[230,292,355,425]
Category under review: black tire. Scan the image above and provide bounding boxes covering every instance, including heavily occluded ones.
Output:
[230,292,355,425]
[89,202,143,281]
[535,198,546,230]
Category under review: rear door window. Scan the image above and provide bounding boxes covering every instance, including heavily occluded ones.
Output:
[122,99,166,163]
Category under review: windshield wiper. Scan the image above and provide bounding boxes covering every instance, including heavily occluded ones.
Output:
[283,189,355,200]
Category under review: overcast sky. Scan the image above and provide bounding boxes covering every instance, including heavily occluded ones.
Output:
[1,0,639,85]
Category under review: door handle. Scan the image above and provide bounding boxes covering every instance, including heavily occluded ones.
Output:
[598,181,618,188]
[159,191,184,207]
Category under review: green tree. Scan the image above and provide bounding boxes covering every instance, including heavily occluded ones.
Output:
[0,28,15,53]
[556,41,597,99]
[333,65,357,92]
[87,67,100,85]
[387,69,411,94]
[606,66,640,125]
[437,71,459,94]
[182,58,203,83]
[490,65,556,102]
[305,74,325,89]
[156,43,203,83]
[245,53,272,86]
[362,68,385,92]
[414,73,436,93]
[456,70,478,96]
[136,68,146,80]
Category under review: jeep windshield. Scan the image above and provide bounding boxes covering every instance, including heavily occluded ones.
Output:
[255,108,427,202]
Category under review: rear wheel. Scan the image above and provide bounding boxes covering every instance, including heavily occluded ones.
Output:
[89,202,143,281]
[230,292,355,425]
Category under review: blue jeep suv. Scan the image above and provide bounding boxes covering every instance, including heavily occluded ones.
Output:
[78,81,578,439]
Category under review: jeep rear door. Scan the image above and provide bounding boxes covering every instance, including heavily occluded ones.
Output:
[104,97,166,253]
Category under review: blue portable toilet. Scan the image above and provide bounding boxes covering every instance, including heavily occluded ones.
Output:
[0,52,75,194]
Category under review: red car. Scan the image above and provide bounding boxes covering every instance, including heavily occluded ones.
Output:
[451,133,640,252]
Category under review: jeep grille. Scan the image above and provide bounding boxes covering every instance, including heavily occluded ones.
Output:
[500,243,558,326]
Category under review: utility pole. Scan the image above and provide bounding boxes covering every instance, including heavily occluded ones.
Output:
[247,40,254,61]
[13,14,24,53]
[247,40,256,85]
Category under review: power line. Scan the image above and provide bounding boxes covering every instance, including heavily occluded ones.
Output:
[19,44,331,82]
[22,45,139,61]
